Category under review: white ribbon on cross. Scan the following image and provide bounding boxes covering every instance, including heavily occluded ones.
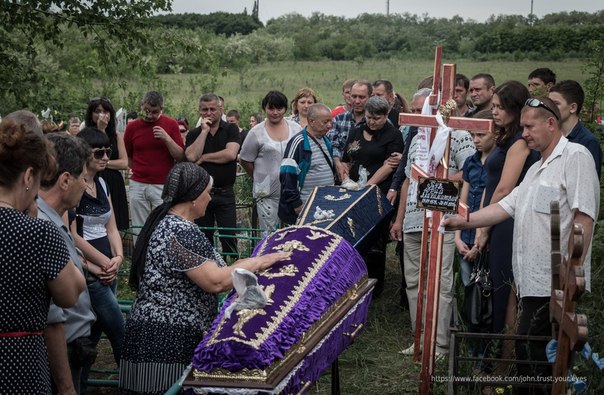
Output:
[427,112,453,176]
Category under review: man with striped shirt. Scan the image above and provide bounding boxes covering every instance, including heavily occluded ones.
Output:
[279,104,335,225]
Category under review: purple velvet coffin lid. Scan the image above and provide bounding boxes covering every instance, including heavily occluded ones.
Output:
[192,225,367,374]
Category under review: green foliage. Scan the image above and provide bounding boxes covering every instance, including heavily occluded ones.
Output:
[582,38,604,123]
[0,0,171,111]
[151,12,263,36]
[474,25,604,60]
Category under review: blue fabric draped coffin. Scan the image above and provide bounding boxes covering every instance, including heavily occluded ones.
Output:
[296,185,393,250]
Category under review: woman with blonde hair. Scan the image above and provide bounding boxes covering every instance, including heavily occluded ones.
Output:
[289,87,318,128]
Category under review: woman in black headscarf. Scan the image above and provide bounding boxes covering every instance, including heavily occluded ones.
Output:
[119,162,289,395]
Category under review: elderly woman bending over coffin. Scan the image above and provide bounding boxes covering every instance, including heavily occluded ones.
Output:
[118,162,290,395]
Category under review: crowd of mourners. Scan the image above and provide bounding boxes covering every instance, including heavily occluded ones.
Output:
[0,67,601,395]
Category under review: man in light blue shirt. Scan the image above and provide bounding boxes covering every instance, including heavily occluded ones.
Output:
[38,133,96,394]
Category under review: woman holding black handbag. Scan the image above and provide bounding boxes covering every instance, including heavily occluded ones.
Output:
[473,81,540,376]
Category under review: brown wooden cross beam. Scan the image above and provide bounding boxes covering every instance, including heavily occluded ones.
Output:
[399,46,494,395]
[549,201,588,395]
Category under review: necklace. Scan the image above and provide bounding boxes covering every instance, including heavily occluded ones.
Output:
[85,182,95,192]
[0,199,16,209]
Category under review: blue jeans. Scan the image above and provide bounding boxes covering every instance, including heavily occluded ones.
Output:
[80,279,125,392]
[458,253,473,287]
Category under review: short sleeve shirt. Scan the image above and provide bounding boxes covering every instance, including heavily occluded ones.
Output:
[240,120,301,198]
[186,120,240,187]
[0,209,69,333]
[499,138,599,298]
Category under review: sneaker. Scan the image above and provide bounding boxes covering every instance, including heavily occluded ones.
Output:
[399,344,416,355]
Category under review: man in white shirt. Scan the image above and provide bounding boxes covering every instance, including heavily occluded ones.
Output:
[444,97,599,392]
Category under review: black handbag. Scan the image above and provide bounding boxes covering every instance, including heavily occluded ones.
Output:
[463,251,493,327]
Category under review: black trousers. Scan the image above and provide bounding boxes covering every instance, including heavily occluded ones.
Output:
[515,296,552,395]
[195,186,238,255]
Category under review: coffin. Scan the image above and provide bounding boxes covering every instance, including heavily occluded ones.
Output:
[183,226,375,394]
[295,185,393,252]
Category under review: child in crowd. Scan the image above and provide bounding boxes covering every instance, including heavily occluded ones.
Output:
[455,110,496,286]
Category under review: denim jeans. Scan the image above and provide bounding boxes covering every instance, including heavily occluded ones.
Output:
[79,279,125,392]
[458,253,473,287]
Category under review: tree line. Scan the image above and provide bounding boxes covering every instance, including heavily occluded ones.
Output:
[0,2,602,116]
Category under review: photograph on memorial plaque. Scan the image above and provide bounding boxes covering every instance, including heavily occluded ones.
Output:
[416,176,462,212]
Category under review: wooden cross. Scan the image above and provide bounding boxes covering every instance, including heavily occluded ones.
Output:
[549,201,588,395]
[398,46,494,394]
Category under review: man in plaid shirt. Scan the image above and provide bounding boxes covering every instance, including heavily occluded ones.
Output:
[328,80,372,182]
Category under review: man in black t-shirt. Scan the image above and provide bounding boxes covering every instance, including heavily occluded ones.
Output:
[185,93,241,254]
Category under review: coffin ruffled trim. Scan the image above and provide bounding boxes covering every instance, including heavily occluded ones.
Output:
[191,226,367,373]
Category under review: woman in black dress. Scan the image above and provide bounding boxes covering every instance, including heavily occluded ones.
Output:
[0,119,85,393]
[341,96,404,295]
[477,81,539,337]
[85,97,130,231]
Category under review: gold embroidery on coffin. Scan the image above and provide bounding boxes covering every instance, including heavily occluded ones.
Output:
[203,228,340,349]
[347,217,356,238]
[376,187,383,216]
[193,276,369,382]
[260,264,298,279]
[307,229,329,240]
[272,240,310,253]
[233,285,275,338]
[274,229,297,241]
[324,193,351,201]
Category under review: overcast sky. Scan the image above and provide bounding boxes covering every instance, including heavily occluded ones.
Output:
[166,0,601,23]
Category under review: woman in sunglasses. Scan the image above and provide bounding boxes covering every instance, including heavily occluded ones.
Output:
[474,81,540,366]
[72,127,125,391]
[85,97,130,231]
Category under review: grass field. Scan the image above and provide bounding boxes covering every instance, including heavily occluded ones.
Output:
[123,58,589,125]
[86,58,604,394]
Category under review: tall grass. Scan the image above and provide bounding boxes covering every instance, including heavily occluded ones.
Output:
[86,58,604,394]
[116,59,587,128]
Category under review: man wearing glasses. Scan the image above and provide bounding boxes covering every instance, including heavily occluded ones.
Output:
[443,97,599,392]
[124,91,185,236]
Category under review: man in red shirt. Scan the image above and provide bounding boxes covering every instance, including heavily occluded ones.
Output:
[124,91,184,234]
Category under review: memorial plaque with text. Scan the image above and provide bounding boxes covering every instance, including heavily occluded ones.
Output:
[416,176,462,212]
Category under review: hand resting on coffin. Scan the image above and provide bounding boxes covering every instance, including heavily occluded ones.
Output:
[185,251,292,294]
